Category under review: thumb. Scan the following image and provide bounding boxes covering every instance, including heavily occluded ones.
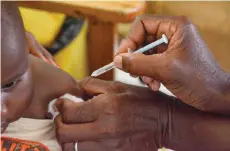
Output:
[113,53,166,79]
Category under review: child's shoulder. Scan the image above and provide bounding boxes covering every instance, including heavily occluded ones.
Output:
[23,56,83,119]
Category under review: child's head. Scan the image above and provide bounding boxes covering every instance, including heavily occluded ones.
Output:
[1,2,34,133]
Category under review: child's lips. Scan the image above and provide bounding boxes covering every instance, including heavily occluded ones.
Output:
[1,121,8,133]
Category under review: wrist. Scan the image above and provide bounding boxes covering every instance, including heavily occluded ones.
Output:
[144,91,176,149]
[219,70,230,96]
[207,69,230,114]
[164,97,230,151]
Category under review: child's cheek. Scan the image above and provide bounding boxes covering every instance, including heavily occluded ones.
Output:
[1,69,34,123]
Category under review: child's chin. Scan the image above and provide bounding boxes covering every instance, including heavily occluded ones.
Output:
[1,121,8,133]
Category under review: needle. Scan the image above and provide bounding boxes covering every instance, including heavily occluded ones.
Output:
[91,34,168,77]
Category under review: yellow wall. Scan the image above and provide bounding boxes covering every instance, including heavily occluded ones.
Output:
[20,7,87,79]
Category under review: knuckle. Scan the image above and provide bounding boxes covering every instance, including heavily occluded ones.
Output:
[108,81,125,93]
[104,84,115,93]
[57,99,71,117]
[55,98,65,113]
[122,55,135,74]
[177,16,192,26]
[99,123,119,138]
[103,95,119,115]
[79,76,93,88]
[55,118,67,143]
[62,101,73,114]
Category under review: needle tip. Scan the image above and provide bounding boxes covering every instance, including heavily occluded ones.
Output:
[91,72,97,77]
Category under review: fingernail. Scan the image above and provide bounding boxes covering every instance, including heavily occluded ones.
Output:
[142,76,152,83]
[151,84,157,91]
[42,57,49,63]
[56,64,60,68]
[53,61,60,68]
[142,76,148,82]
[114,56,123,69]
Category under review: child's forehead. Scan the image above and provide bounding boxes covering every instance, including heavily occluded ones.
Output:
[1,20,28,85]
[1,1,28,76]
[1,1,27,52]
[1,25,28,69]
[1,43,28,85]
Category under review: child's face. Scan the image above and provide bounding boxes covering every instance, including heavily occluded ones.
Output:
[1,37,33,133]
[1,3,34,132]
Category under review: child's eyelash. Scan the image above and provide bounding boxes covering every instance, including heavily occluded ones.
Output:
[2,77,23,92]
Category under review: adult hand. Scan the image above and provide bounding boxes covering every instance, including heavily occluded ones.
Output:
[55,77,169,151]
[113,15,230,114]
[26,31,58,67]
[54,78,230,151]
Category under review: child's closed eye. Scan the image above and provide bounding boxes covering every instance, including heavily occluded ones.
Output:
[2,78,21,92]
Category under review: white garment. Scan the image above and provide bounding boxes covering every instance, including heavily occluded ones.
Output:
[2,93,84,151]
[2,118,62,151]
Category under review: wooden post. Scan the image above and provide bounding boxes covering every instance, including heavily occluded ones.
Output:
[87,19,117,80]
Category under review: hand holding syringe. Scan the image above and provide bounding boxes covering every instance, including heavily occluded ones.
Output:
[91,34,168,77]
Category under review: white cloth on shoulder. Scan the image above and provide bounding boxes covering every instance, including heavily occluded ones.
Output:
[48,93,84,151]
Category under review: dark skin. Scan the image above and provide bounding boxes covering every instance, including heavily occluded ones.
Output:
[1,2,33,133]
[55,78,230,151]
[2,3,230,151]
[54,15,230,151]
[113,15,230,115]
[23,56,84,119]
[1,2,83,133]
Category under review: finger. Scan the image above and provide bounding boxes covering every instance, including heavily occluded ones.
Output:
[143,35,157,56]
[149,80,161,91]
[55,115,101,142]
[25,32,45,58]
[69,83,85,99]
[79,77,119,96]
[114,53,167,80]
[78,141,105,151]
[40,45,59,67]
[129,74,138,78]
[141,76,154,85]
[40,46,53,62]
[62,143,75,151]
[116,15,176,56]
[128,48,138,78]
[55,98,98,124]
[26,32,50,63]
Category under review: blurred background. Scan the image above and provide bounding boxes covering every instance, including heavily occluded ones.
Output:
[17,1,230,150]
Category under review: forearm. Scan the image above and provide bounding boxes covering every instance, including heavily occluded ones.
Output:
[164,97,230,151]
[207,69,230,115]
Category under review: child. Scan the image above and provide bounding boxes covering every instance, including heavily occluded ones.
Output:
[1,2,83,150]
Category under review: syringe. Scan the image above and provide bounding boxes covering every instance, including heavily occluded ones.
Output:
[91,34,168,77]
